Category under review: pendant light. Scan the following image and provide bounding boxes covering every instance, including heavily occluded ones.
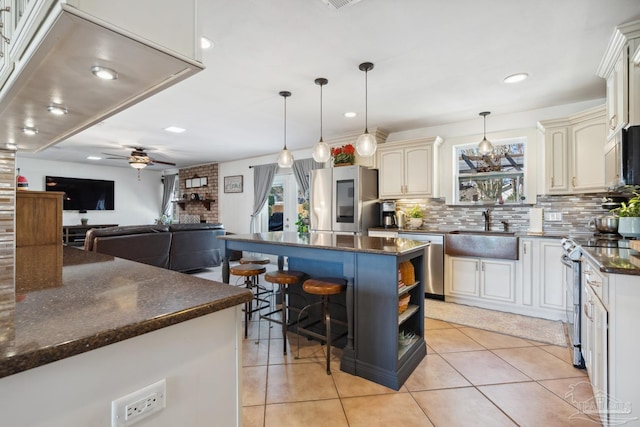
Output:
[355,62,377,157]
[477,111,493,155]
[311,78,331,163]
[277,91,294,168]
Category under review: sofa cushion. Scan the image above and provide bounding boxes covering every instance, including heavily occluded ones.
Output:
[92,232,172,269]
[169,227,225,272]
[84,225,169,251]
[169,223,224,232]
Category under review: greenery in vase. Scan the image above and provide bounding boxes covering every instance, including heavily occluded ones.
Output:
[407,205,423,218]
[610,191,640,217]
[331,144,355,165]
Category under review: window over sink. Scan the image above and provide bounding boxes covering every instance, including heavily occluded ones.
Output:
[455,137,526,205]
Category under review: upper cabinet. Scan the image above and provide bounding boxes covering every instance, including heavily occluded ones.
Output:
[0,0,203,153]
[377,137,443,199]
[539,105,607,194]
[597,20,640,135]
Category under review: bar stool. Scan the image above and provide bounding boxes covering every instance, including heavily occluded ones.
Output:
[296,278,348,374]
[239,255,270,286]
[230,263,268,338]
[261,270,307,354]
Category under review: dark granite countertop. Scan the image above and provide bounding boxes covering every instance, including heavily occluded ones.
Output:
[1,245,253,379]
[369,226,585,239]
[580,246,640,276]
[219,231,428,255]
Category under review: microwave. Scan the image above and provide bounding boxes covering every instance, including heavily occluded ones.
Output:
[605,125,640,189]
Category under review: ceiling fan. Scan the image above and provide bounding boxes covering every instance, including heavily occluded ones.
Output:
[102,147,176,179]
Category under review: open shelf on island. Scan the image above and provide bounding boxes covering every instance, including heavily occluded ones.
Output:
[398,281,420,295]
[398,304,419,326]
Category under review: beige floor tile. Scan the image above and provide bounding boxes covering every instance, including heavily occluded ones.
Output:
[441,350,532,385]
[266,363,339,404]
[539,344,574,365]
[404,354,471,391]
[424,328,485,353]
[424,317,455,330]
[539,377,602,424]
[242,405,265,427]
[243,366,267,406]
[332,362,404,397]
[458,327,535,349]
[426,344,435,354]
[264,399,349,427]
[413,387,517,426]
[243,338,270,367]
[492,347,587,380]
[342,393,434,427]
[479,382,597,426]
[267,334,327,365]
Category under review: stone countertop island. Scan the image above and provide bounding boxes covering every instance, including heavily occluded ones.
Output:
[220,231,428,390]
[0,245,253,426]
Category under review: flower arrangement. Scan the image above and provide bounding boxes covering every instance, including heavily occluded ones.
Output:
[331,144,356,166]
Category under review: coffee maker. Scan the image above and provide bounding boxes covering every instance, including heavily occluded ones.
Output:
[381,200,397,228]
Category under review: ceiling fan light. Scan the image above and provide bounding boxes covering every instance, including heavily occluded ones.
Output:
[356,131,377,157]
[129,161,148,170]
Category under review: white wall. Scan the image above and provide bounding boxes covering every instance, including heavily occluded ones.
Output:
[16,157,164,226]
[217,100,605,233]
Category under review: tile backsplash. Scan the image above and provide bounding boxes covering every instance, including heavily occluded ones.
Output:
[396,192,623,235]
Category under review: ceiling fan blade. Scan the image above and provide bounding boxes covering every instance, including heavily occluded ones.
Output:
[150,159,177,166]
[102,152,128,158]
[105,157,128,160]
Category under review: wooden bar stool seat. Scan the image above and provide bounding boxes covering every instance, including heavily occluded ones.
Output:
[239,256,270,265]
[261,270,307,354]
[297,278,348,374]
[230,264,268,338]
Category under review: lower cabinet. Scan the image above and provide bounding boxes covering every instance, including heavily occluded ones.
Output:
[446,256,516,306]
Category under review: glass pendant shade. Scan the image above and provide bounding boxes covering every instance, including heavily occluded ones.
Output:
[356,131,377,157]
[477,111,493,155]
[356,62,377,157]
[312,139,331,162]
[277,91,293,168]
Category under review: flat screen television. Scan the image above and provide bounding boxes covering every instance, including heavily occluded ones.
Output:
[45,176,115,211]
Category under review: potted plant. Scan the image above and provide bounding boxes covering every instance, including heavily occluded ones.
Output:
[610,191,640,238]
[80,217,88,226]
[407,205,423,228]
[331,144,356,166]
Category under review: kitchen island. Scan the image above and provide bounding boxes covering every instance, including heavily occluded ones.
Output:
[0,245,253,427]
[220,231,428,390]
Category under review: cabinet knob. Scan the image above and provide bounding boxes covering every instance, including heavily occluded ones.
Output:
[609,115,616,131]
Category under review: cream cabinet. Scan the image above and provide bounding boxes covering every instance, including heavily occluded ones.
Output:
[597,20,640,131]
[445,256,516,305]
[539,105,607,194]
[377,137,442,199]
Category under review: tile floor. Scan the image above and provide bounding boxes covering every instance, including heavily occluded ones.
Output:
[194,266,601,426]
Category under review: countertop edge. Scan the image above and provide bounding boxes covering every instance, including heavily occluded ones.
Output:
[0,290,253,379]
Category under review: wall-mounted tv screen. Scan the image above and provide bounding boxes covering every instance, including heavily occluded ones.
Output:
[45,176,115,211]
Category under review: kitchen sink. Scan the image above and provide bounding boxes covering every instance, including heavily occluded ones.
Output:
[445,230,519,260]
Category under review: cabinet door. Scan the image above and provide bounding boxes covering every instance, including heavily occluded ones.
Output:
[378,149,405,198]
[591,289,608,408]
[480,260,516,303]
[520,239,533,306]
[545,127,569,192]
[404,145,433,196]
[538,241,565,311]
[448,257,479,297]
[582,284,592,375]
[606,50,629,139]
[571,117,606,192]
[604,134,622,189]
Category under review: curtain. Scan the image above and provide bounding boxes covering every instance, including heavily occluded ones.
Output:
[292,158,323,196]
[161,174,177,217]
[251,163,278,232]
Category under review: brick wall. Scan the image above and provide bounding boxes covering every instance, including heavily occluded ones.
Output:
[177,163,219,223]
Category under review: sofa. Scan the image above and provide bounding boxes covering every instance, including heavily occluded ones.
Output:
[83,223,226,272]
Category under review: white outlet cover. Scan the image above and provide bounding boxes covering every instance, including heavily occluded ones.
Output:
[111,379,166,427]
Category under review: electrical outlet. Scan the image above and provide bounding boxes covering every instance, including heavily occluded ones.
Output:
[111,379,166,427]
[544,212,563,222]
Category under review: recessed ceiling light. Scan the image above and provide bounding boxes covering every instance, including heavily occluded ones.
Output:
[200,36,214,49]
[87,156,102,160]
[5,143,17,150]
[91,65,118,80]
[47,104,68,115]
[504,73,528,84]
[344,112,357,118]
[22,126,38,135]
[164,126,186,133]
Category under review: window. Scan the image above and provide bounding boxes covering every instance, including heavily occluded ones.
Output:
[455,137,526,204]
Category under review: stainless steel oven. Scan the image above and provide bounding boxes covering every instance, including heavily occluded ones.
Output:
[561,238,585,368]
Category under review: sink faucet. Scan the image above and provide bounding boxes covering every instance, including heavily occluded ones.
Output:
[501,220,509,232]
[482,209,491,231]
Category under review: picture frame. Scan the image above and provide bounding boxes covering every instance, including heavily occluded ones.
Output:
[186,178,193,188]
[224,175,243,193]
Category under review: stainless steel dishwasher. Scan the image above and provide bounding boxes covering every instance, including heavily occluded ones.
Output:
[400,233,444,300]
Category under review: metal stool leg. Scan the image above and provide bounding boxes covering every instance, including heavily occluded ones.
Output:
[323,296,331,374]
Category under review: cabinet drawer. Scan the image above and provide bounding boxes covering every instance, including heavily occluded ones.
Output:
[583,260,608,307]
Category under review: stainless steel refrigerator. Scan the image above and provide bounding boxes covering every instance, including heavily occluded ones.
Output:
[309,165,379,234]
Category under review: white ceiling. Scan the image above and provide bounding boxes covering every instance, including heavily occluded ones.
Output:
[20,0,640,169]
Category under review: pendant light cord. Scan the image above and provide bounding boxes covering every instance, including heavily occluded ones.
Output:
[364,68,369,132]
[283,95,287,150]
[320,83,323,141]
